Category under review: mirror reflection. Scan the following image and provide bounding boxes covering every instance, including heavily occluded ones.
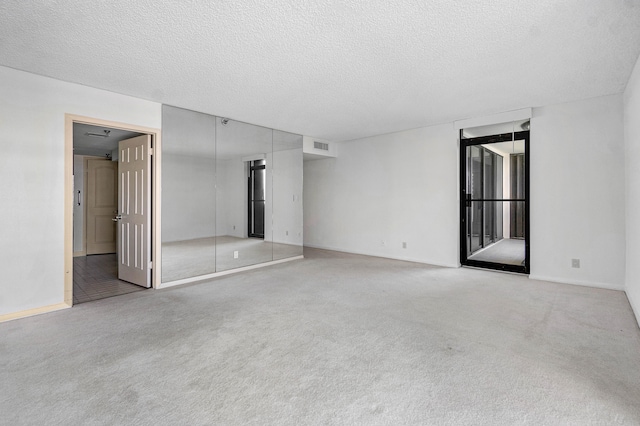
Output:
[161,105,303,283]
[161,106,216,282]
[215,118,273,272]
[272,130,303,261]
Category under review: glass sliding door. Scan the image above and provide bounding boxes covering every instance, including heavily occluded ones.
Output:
[460,126,530,274]
[465,146,502,258]
[248,159,266,238]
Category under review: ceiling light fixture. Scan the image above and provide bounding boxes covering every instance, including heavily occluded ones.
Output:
[85,130,111,138]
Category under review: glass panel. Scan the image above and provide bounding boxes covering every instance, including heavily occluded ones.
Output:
[253,165,265,202]
[467,201,526,266]
[469,146,482,199]
[272,130,304,261]
[161,105,217,282]
[160,107,303,280]
[468,200,482,256]
[483,150,494,247]
[495,154,504,240]
[215,118,273,271]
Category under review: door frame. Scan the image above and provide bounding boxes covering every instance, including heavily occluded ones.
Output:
[459,130,530,274]
[64,114,162,306]
[248,159,266,239]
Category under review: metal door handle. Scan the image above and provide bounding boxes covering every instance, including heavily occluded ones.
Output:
[112,214,122,222]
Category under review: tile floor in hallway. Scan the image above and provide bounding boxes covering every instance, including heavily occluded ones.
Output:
[73,254,146,304]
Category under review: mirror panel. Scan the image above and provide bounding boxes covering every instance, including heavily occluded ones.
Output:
[272,130,304,261]
[161,105,217,282]
[215,118,273,271]
[161,106,303,283]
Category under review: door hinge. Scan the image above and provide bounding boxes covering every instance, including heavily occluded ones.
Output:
[148,261,153,269]
[149,148,154,156]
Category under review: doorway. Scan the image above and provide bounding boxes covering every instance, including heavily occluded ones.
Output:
[65,115,161,306]
[248,159,266,239]
[459,124,530,274]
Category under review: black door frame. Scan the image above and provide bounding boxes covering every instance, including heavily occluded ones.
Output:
[459,130,530,274]
[248,160,266,239]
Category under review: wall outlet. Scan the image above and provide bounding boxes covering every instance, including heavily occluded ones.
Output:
[402,242,407,249]
[571,258,580,268]
[234,251,239,259]
[286,230,289,236]
[233,225,236,230]
[381,240,386,246]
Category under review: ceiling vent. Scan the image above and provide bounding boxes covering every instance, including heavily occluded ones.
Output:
[314,141,329,151]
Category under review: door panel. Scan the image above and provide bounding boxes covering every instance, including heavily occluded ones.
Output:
[248,160,266,238]
[86,159,117,255]
[460,130,529,274]
[117,135,152,288]
[510,154,526,239]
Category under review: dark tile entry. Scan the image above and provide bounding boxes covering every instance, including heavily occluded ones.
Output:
[73,254,146,304]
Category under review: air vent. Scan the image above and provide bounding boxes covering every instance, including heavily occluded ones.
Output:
[314,141,329,151]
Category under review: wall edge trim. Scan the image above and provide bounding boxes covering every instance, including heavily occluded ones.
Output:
[529,274,624,291]
[157,255,304,289]
[303,243,458,268]
[0,303,70,323]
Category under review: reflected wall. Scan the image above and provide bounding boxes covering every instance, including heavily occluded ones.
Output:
[161,105,303,283]
[272,130,304,261]
[215,117,273,272]
[161,106,216,282]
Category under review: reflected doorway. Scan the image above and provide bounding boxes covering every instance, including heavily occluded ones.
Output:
[248,159,266,239]
[460,123,530,274]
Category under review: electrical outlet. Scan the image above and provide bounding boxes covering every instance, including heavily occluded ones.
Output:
[381,240,386,246]
[402,242,407,249]
[286,230,289,236]
[571,258,580,268]
[233,225,236,230]
[234,251,239,259]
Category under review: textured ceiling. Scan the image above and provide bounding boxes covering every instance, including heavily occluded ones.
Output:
[73,123,143,157]
[1,1,639,141]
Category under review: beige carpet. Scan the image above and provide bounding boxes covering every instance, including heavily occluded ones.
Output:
[1,248,639,424]
[468,238,525,265]
[162,236,303,282]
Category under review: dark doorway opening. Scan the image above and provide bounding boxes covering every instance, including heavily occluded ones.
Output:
[248,159,266,239]
[460,128,530,274]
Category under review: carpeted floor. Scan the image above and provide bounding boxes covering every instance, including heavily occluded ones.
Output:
[1,248,639,425]
[468,238,525,265]
[161,236,303,282]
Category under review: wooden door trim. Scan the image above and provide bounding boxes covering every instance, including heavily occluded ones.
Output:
[64,114,162,306]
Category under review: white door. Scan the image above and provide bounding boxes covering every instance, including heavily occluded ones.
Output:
[116,135,152,288]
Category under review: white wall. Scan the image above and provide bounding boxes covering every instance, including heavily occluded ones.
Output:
[216,158,247,238]
[162,154,216,242]
[304,95,626,290]
[304,123,459,267]
[0,66,161,316]
[624,53,640,325]
[272,148,304,245]
[530,94,625,290]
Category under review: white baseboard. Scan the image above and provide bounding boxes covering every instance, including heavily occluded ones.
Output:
[157,255,304,289]
[0,302,70,323]
[529,274,624,291]
[303,243,458,268]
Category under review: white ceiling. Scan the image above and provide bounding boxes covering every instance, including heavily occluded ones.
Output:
[1,1,639,142]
